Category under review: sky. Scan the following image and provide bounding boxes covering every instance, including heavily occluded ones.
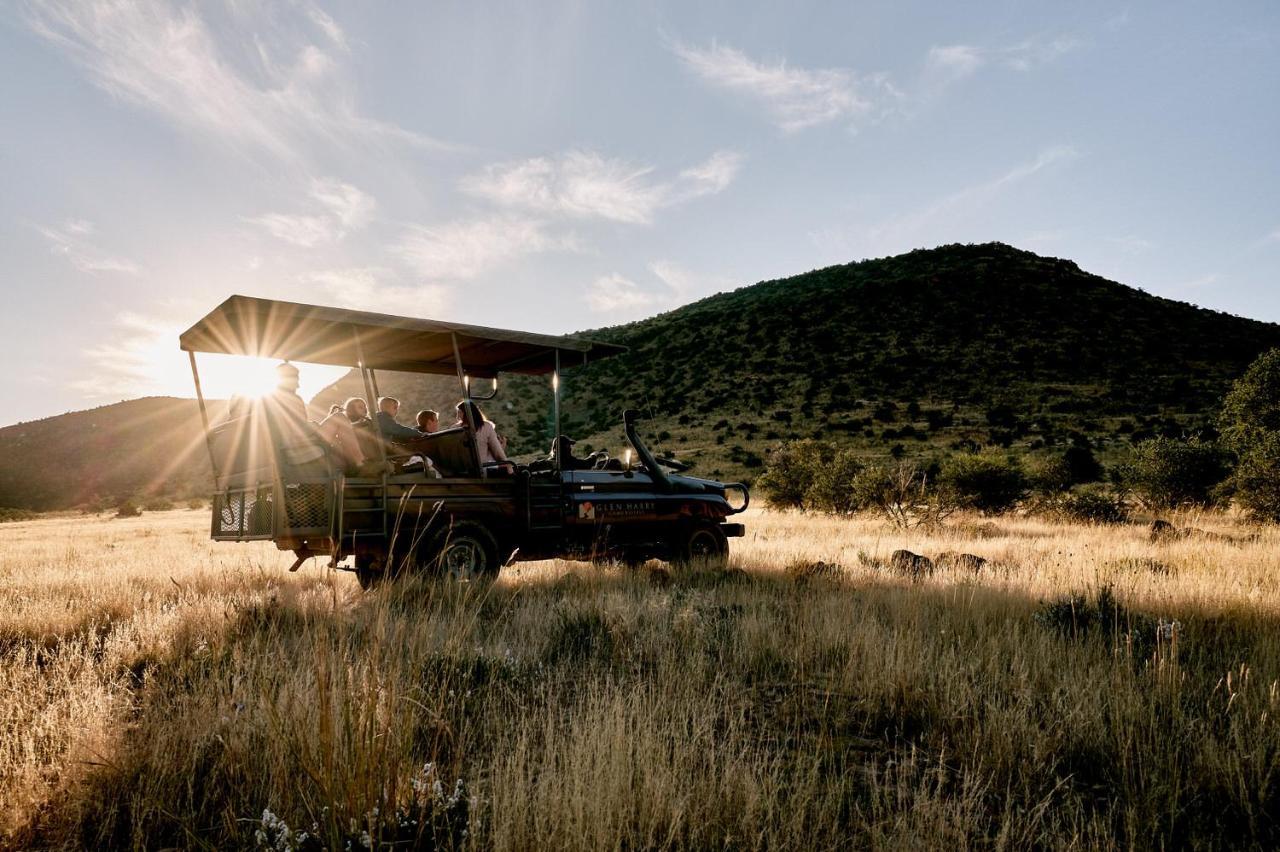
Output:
[1,0,1278,425]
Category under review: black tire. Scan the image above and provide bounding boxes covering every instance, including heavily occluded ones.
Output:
[672,523,729,570]
[426,520,502,582]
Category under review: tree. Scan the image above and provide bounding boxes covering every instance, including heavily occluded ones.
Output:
[803,449,866,514]
[940,452,1027,514]
[1120,437,1229,510]
[757,440,827,509]
[1219,349,1280,520]
[1233,433,1280,522]
[1219,348,1280,455]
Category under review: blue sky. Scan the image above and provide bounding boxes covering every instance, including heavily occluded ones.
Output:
[2,1,1278,424]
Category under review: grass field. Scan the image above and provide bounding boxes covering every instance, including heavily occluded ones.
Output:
[3,507,1280,849]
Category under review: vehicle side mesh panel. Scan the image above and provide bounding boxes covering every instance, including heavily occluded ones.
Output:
[215,487,273,538]
[284,483,329,531]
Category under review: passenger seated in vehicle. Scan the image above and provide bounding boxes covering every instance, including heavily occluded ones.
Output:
[371,397,439,476]
[261,362,322,452]
[455,400,511,472]
[550,435,591,470]
[377,397,426,442]
[416,409,439,433]
[266,362,308,422]
[315,397,368,474]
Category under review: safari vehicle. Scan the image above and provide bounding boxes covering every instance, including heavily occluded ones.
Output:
[181,296,749,586]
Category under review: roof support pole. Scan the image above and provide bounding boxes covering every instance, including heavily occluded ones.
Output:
[351,325,388,536]
[350,326,386,467]
[451,333,482,475]
[452,332,475,431]
[553,349,561,446]
[188,351,218,476]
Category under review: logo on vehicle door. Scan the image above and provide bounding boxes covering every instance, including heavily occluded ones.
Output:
[578,501,595,520]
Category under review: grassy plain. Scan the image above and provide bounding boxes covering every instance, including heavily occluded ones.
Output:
[2,507,1279,849]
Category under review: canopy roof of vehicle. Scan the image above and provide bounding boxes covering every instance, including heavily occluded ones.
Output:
[179,295,626,377]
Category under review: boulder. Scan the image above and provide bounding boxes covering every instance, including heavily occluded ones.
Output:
[937,551,987,573]
[889,549,934,580]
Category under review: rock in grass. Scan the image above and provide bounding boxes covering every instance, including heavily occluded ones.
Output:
[889,549,934,580]
[1149,520,1188,544]
[936,551,987,573]
[1107,556,1174,576]
[787,560,844,579]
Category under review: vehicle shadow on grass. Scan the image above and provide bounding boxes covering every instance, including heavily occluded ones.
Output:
[16,562,1280,849]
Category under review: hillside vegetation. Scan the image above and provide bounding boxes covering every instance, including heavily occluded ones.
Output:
[4,243,1279,510]
[0,397,224,511]
[316,243,1280,482]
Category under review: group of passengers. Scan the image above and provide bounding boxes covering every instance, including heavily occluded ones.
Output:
[264,362,508,477]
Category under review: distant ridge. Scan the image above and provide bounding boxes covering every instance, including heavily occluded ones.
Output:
[5,243,1279,509]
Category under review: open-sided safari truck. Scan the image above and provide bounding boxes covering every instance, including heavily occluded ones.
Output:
[181,296,748,587]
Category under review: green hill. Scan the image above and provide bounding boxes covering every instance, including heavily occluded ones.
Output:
[4,243,1278,511]
[314,242,1280,482]
[0,397,227,511]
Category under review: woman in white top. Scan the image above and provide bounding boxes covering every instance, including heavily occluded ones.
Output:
[456,400,508,466]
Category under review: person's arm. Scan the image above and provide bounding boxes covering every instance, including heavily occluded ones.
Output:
[486,423,508,462]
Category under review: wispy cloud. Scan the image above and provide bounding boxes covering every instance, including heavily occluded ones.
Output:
[460,149,744,224]
[24,1,446,164]
[672,41,897,132]
[38,219,140,274]
[587,273,663,313]
[308,267,452,317]
[811,145,1080,255]
[586,260,734,316]
[396,217,578,281]
[925,45,986,84]
[1108,235,1155,255]
[247,177,375,246]
[925,35,1079,85]
[244,213,334,248]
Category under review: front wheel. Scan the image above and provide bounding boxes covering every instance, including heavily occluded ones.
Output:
[426,521,502,582]
[672,523,729,570]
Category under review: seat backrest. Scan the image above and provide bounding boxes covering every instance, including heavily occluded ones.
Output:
[411,427,479,477]
[208,410,274,489]
[351,420,385,462]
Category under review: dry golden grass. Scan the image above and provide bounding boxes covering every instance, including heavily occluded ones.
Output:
[2,506,1280,849]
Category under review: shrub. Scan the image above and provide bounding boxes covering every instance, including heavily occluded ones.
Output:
[1063,442,1103,483]
[757,440,828,509]
[940,452,1027,514]
[851,463,957,529]
[0,507,37,523]
[802,448,867,514]
[1058,487,1130,525]
[142,497,175,512]
[1120,437,1229,509]
[115,499,142,518]
[1027,455,1073,495]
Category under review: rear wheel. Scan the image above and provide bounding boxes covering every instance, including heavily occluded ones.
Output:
[672,523,729,570]
[426,521,502,582]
